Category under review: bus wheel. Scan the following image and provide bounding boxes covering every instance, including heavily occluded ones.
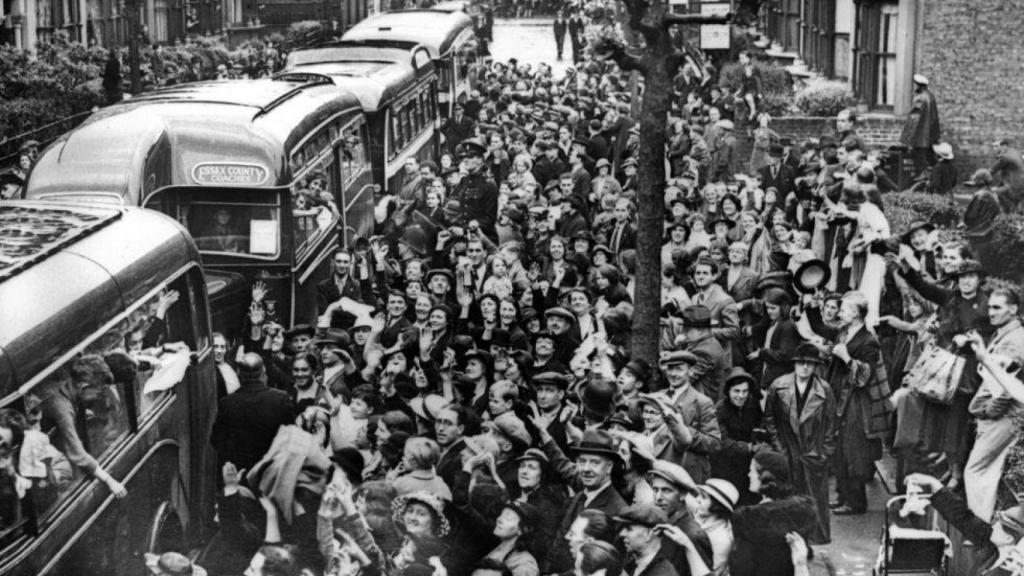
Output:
[146,501,185,556]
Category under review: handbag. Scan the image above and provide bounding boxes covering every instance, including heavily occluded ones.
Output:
[903,343,966,405]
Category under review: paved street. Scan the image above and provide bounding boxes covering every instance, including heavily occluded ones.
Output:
[489,18,572,80]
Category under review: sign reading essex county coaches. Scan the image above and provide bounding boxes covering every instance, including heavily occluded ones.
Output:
[192,162,270,186]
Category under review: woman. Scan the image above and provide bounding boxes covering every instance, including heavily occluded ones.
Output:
[510,154,538,193]
[509,449,565,565]
[748,288,802,389]
[691,478,739,576]
[483,501,542,576]
[662,222,690,266]
[729,451,819,576]
[411,294,434,332]
[483,256,515,301]
[749,112,779,172]
[844,184,890,325]
[593,264,631,308]
[497,299,531,352]
[738,211,772,275]
[391,490,451,539]
[711,368,763,507]
[425,305,456,364]
[717,194,744,243]
[542,236,578,289]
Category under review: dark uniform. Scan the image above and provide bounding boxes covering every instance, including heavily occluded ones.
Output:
[451,138,499,243]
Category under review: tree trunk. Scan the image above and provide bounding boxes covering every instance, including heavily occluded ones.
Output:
[126,0,142,94]
[629,6,674,377]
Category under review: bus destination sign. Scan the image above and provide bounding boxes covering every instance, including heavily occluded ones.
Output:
[192,163,270,186]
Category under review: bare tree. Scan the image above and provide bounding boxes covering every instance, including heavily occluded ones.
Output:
[593,1,731,371]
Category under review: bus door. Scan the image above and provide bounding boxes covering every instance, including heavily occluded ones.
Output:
[144,185,294,336]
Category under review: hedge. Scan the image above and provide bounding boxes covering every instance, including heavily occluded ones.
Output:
[987,214,1024,285]
[794,78,856,117]
[883,191,963,234]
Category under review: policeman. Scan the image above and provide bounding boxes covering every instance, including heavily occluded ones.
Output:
[451,136,499,243]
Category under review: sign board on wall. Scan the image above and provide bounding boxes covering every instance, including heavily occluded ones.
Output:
[700,2,731,50]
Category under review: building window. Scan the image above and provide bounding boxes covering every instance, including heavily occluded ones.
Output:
[853,1,898,109]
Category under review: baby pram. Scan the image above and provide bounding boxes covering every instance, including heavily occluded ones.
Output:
[874,494,949,575]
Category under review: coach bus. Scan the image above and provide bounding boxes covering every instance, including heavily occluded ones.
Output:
[0,201,215,576]
[280,41,440,194]
[25,79,376,339]
[341,9,477,117]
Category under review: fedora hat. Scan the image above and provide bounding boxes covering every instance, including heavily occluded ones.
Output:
[932,142,954,160]
[755,271,793,295]
[679,305,713,328]
[708,217,737,230]
[793,260,830,294]
[409,394,448,422]
[570,429,620,460]
[577,379,617,420]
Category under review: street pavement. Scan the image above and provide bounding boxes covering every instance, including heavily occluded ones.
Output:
[489,18,572,80]
[490,16,889,575]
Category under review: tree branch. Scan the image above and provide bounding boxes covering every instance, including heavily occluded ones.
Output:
[592,37,649,75]
[663,12,733,28]
[622,0,660,42]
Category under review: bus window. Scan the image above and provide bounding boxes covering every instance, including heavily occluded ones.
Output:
[10,275,197,524]
[186,202,281,258]
[401,107,413,147]
[293,157,340,254]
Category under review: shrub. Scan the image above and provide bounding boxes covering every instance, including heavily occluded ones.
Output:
[760,91,796,117]
[719,61,792,94]
[988,214,1024,284]
[793,78,856,117]
[884,191,963,230]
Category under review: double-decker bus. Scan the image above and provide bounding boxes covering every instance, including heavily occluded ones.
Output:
[341,9,477,117]
[280,41,440,194]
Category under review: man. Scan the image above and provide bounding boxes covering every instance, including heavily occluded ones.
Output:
[317,249,373,329]
[465,237,490,294]
[436,403,477,487]
[586,119,610,165]
[690,257,742,367]
[647,460,714,576]
[659,350,722,483]
[443,102,476,154]
[533,141,569,190]
[531,371,571,452]
[568,11,586,63]
[568,147,593,200]
[964,288,1024,522]
[827,291,892,516]
[450,138,500,242]
[553,11,567,61]
[991,139,1024,210]
[213,332,240,398]
[900,74,941,178]
[379,291,413,349]
[544,307,583,367]
[539,428,627,574]
[615,505,679,576]
[678,305,729,403]
[533,331,569,374]
[960,169,1003,270]
[759,145,796,200]
[558,188,589,239]
[398,156,425,211]
[210,353,294,472]
[609,198,637,258]
[835,108,867,153]
[764,346,836,543]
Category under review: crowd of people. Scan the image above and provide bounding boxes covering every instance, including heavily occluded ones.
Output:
[6,5,1024,576]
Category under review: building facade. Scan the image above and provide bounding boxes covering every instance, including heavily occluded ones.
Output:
[762,0,1024,169]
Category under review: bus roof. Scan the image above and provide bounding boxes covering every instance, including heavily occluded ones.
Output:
[0,202,199,396]
[282,43,435,112]
[26,80,363,205]
[341,10,475,58]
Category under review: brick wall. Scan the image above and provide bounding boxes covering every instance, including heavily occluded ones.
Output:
[917,0,1024,176]
[768,114,903,149]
